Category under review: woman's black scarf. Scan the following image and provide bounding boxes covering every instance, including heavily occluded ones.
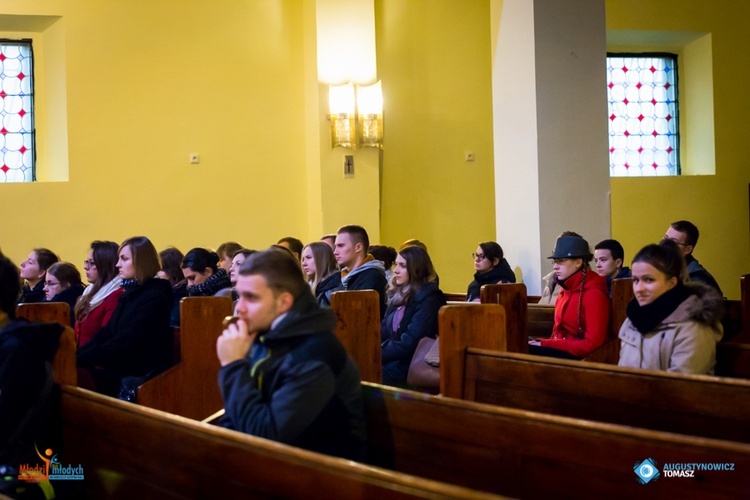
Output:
[188,268,231,297]
[626,283,692,335]
[467,264,511,301]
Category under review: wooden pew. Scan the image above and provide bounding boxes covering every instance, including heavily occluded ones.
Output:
[439,304,506,398]
[59,386,497,499]
[61,380,750,498]
[16,301,71,327]
[444,348,750,444]
[136,296,232,420]
[583,277,634,364]
[479,283,527,354]
[54,326,77,386]
[716,341,750,378]
[331,290,382,383]
[15,302,77,385]
[363,382,750,498]
[444,292,467,302]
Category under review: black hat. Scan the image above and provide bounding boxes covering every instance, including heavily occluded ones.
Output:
[548,236,592,259]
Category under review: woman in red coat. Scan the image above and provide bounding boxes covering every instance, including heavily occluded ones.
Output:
[74,241,123,347]
[529,235,610,359]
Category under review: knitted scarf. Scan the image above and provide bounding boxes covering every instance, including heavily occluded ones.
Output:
[626,283,692,335]
[188,268,231,297]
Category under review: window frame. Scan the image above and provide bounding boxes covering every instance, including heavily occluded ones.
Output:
[0,37,36,183]
[606,51,680,177]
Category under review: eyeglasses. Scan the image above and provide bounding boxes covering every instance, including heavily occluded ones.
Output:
[661,235,688,247]
[552,258,572,265]
[45,280,61,287]
[472,253,487,261]
[83,260,96,269]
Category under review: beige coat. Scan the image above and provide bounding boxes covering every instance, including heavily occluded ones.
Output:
[618,284,723,375]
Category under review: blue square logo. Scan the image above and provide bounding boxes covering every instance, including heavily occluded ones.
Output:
[634,458,660,484]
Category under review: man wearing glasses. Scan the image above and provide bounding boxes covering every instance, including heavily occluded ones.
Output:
[664,220,722,296]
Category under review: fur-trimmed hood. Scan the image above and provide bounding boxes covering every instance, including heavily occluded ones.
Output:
[662,281,724,327]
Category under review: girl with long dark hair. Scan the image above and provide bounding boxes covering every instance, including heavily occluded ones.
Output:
[381,245,446,386]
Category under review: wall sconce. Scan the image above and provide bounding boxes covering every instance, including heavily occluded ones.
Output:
[329,83,356,149]
[357,81,383,149]
[328,81,383,149]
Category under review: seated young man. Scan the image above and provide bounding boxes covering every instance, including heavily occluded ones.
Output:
[216,248,366,461]
[594,239,631,295]
[334,225,388,318]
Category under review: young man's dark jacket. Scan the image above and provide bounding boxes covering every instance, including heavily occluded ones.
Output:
[218,289,367,461]
[0,318,63,461]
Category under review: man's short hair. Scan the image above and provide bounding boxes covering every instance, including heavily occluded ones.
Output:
[240,248,307,298]
[594,239,625,262]
[337,225,370,253]
[0,250,21,316]
[277,237,304,257]
[670,220,699,248]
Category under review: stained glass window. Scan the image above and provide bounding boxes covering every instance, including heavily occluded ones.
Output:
[607,54,679,177]
[0,40,34,183]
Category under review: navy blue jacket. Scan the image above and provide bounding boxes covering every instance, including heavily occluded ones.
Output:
[219,290,366,461]
[381,282,446,386]
[77,278,173,396]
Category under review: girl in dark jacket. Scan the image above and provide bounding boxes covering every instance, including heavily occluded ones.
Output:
[301,242,341,307]
[77,236,173,398]
[466,241,515,302]
[18,248,59,303]
[43,262,85,326]
[381,245,446,386]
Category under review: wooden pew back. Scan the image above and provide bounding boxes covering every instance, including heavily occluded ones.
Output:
[60,386,496,499]
[136,296,232,420]
[439,304,506,398]
[457,349,750,443]
[363,382,750,498]
[54,326,77,386]
[331,290,382,383]
[16,302,71,327]
[479,283,527,354]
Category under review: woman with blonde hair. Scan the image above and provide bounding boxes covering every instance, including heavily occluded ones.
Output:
[301,241,341,306]
[77,236,173,398]
[529,235,610,359]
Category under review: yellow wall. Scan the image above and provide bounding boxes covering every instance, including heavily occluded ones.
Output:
[607,0,750,298]
[0,0,310,264]
[376,0,495,293]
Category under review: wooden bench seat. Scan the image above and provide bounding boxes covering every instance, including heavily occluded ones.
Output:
[445,348,750,444]
[136,296,233,420]
[59,381,750,499]
[16,301,71,326]
[363,382,750,498]
[59,386,498,499]
[331,290,382,383]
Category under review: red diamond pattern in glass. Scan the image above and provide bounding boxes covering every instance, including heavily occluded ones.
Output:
[607,55,678,176]
[1,42,35,183]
